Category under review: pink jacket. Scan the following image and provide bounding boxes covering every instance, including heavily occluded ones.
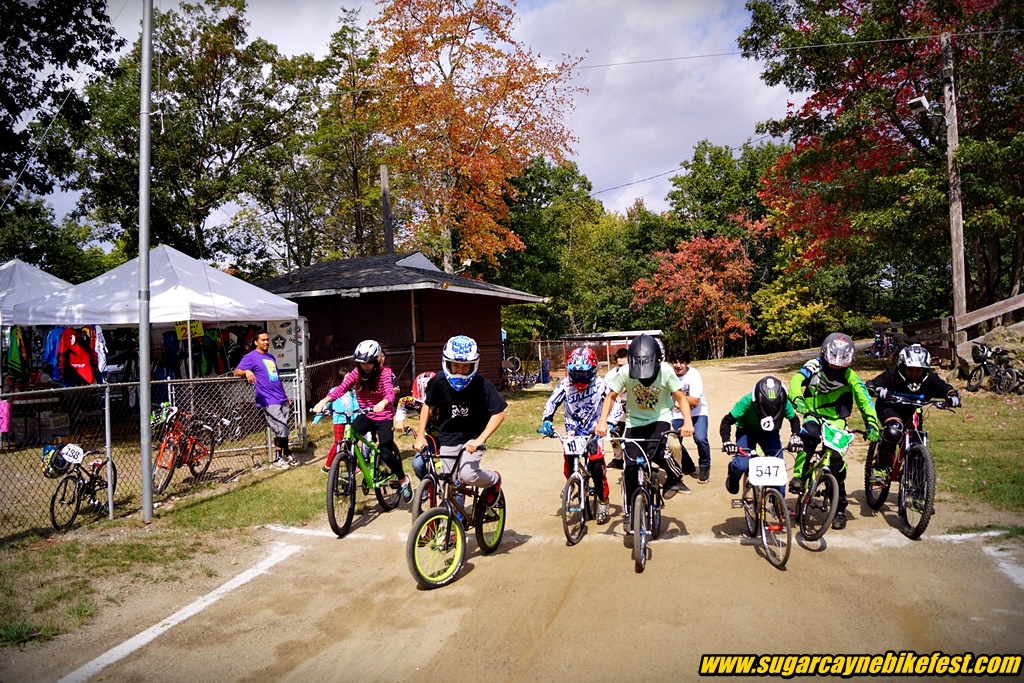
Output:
[326,366,396,421]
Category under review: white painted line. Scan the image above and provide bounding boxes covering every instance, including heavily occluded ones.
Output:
[983,546,1024,592]
[265,524,385,540]
[57,542,302,683]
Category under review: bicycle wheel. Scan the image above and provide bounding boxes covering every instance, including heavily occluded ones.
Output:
[741,474,756,537]
[899,444,936,539]
[506,356,522,373]
[153,437,180,494]
[407,507,466,589]
[761,488,792,569]
[798,469,838,541]
[326,450,357,538]
[411,474,439,523]
[50,474,81,531]
[995,368,1018,395]
[651,499,662,540]
[373,447,402,511]
[475,489,506,554]
[561,474,586,545]
[186,430,214,482]
[585,479,599,521]
[966,365,986,392]
[92,461,118,515]
[631,488,648,573]
[863,443,890,510]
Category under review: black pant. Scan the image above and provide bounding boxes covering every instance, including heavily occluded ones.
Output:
[799,419,849,513]
[623,421,683,511]
[351,414,405,479]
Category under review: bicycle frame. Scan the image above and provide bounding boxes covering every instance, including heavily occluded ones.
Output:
[730,446,791,568]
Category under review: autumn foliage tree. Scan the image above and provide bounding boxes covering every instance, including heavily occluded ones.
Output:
[370,0,583,272]
[741,0,1024,317]
[634,237,755,359]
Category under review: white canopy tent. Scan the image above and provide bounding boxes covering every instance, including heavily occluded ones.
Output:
[0,259,72,327]
[11,245,297,326]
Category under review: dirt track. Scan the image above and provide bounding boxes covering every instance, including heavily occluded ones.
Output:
[4,352,1024,682]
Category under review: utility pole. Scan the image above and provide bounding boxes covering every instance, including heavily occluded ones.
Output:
[380,165,394,254]
[942,33,968,331]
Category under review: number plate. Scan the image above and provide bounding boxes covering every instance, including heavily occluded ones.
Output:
[747,456,787,487]
[564,436,588,456]
[60,444,86,464]
[821,421,854,454]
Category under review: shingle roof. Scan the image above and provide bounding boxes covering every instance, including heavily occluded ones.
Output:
[256,252,545,304]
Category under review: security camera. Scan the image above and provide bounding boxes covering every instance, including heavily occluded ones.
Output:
[908,96,930,115]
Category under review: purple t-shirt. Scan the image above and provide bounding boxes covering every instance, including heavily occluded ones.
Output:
[236,349,289,407]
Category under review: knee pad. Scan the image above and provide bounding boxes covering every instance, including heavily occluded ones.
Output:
[882,421,904,447]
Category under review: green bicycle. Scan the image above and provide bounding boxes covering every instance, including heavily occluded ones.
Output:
[313,405,403,538]
[792,411,866,541]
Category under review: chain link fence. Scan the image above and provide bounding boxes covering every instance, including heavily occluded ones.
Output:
[0,373,306,542]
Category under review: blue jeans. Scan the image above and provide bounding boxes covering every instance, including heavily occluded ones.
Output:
[727,428,785,497]
[671,414,710,472]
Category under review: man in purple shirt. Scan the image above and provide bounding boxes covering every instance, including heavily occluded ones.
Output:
[234,330,298,468]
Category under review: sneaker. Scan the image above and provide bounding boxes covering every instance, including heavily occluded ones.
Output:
[271,457,291,469]
[482,473,502,507]
[788,477,805,495]
[321,464,330,474]
[870,468,887,484]
[663,480,690,499]
[725,476,739,495]
[831,510,847,530]
[597,501,610,524]
[608,459,624,470]
[285,454,300,467]
[400,477,413,503]
[698,467,710,484]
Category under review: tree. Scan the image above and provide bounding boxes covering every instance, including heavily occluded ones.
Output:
[633,236,755,359]
[370,0,583,272]
[0,0,123,195]
[740,0,1024,315]
[227,9,391,275]
[66,0,316,261]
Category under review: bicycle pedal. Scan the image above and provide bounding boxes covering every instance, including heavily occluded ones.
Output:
[731,500,744,509]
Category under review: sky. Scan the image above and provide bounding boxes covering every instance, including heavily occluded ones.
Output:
[102,0,794,216]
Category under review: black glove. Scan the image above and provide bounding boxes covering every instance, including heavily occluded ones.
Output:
[723,441,738,455]
[787,435,803,452]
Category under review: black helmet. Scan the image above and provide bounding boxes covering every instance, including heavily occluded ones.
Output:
[628,334,662,387]
[752,376,788,432]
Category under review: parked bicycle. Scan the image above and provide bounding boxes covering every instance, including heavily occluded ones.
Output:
[864,394,950,539]
[539,429,602,545]
[406,445,506,589]
[966,342,1018,395]
[49,444,118,531]
[501,356,537,390]
[730,446,793,569]
[313,404,402,538]
[792,411,867,542]
[608,430,682,573]
[152,406,215,494]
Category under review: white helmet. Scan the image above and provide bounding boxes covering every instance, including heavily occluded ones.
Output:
[353,339,382,382]
[820,333,854,371]
[898,344,931,391]
[442,335,479,391]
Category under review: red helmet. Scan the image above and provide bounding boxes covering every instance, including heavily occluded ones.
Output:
[413,371,435,401]
[566,347,598,391]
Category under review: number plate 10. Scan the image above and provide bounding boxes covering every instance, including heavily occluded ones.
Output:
[564,436,588,456]
[748,456,787,487]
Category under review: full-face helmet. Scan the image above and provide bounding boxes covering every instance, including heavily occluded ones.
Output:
[897,344,931,391]
[566,347,599,392]
[820,333,855,379]
[442,335,480,391]
[41,443,72,478]
[628,334,662,387]
[413,371,435,401]
[752,376,788,432]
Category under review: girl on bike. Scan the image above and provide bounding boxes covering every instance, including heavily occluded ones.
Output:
[865,344,960,484]
[596,334,694,528]
[413,335,506,505]
[319,384,359,474]
[721,376,802,497]
[313,340,413,502]
[539,347,623,524]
